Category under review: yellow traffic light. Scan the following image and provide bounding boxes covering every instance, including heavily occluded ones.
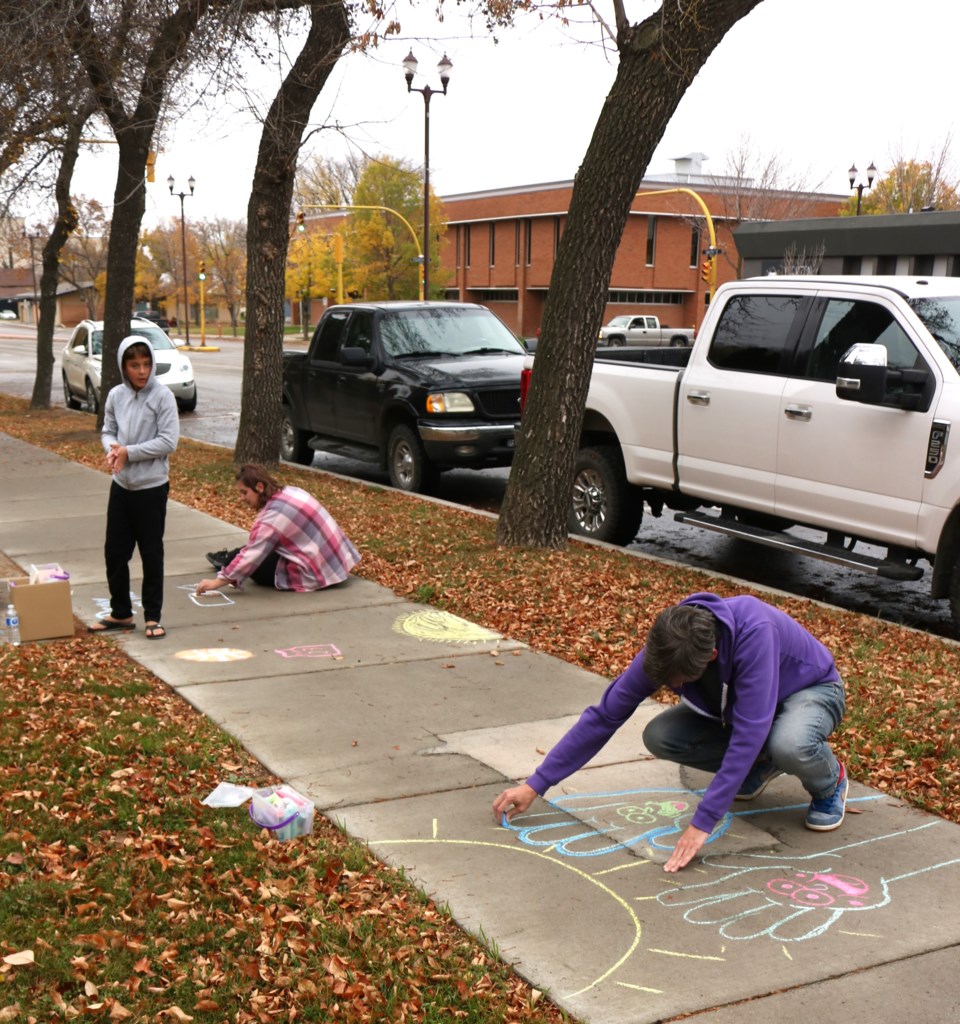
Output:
[198,260,206,281]
[332,233,344,263]
[701,258,712,284]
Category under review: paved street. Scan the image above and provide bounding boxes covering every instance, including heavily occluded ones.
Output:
[1,324,956,637]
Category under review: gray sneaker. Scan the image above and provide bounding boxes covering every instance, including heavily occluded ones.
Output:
[735,761,784,800]
[805,763,848,831]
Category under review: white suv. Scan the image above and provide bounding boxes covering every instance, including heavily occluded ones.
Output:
[61,318,197,413]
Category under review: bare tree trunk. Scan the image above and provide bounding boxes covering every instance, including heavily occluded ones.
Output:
[497,0,763,549]
[31,102,94,409]
[97,130,152,411]
[234,0,349,466]
[68,0,213,425]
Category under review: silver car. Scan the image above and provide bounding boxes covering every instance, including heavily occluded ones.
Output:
[61,318,197,413]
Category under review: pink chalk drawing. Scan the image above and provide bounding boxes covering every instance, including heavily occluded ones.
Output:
[275,644,342,659]
[766,871,870,908]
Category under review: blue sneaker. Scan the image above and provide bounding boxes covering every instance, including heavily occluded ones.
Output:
[805,763,848,831]
[735,761,784,800]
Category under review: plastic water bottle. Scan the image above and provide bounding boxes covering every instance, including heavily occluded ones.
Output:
[3,604,20,647]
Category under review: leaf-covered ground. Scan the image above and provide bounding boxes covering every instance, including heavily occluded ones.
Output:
[2,396,959,1019]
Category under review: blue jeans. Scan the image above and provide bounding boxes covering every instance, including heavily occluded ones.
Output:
[642,680,845,801]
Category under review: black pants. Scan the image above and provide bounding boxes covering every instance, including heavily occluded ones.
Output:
[221,547,280,587]
[105,480,169,623]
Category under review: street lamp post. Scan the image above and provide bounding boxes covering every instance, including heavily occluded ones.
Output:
[848,161,877,216]
[167,174,195,345]
[403,51,452,300]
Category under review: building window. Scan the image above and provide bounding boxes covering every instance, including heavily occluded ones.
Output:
[465,224,471,268]
[646,216,657,266]
[455,225,461,269]
[913,254,935,275]
[876,254,897,275]
[554,217,562,258]
[841,255,861,275]
[607,289,685,305]
[524,219,532,266]
[489,222,496,267]
[470,288,519,301]
[515,222,521,267]
[690,225,700,268]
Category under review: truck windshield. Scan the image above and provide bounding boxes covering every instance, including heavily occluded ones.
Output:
[379,307,525,358]
[909,297,960,371]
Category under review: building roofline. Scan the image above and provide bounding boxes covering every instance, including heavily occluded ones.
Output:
[735,210,960,257]
[440,176,846,205]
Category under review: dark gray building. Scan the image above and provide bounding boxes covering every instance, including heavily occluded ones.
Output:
[735,211,960,279]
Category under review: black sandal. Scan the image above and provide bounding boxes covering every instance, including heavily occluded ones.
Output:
[88,618,136,633]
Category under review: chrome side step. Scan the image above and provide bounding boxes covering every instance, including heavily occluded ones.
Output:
[673,511,924,581]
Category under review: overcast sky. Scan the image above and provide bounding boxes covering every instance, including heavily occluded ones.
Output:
[67,0,956,228]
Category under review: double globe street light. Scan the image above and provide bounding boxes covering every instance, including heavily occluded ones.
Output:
[168,174,195,345]
[848,161,877,217]
[403,51,452,300]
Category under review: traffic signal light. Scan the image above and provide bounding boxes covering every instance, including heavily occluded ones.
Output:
[198,260,206,281]
[296,211,305,231]
[332,233,344,263]
[701,257,713,284]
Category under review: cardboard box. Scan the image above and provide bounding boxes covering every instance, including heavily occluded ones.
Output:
[6,576,75,642]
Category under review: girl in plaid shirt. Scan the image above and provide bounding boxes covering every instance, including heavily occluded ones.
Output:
[195,464,360,595]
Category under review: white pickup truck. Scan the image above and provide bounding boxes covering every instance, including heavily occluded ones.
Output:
[597,314,695,347]
[528,276,960,629]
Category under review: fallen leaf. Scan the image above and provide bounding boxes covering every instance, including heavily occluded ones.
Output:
[1,951,33,967]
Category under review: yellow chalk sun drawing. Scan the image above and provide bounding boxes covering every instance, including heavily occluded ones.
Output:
[175,647,255,663]
[393,609,501,645]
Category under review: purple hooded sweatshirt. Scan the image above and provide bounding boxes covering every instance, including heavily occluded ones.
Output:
[526,592,839,833]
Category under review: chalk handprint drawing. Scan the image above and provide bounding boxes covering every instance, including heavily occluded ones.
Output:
[501,787,731,857]
[655,821,960,942]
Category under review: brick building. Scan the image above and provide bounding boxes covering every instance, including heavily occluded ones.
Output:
[438,155,845,337]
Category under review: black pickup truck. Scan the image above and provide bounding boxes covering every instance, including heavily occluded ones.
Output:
[280,301,527,492]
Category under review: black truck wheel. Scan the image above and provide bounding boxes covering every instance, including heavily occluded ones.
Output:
[279,405,313,465]
[948,556,960,637]
[568,445,643,545]
[387,423,437,493]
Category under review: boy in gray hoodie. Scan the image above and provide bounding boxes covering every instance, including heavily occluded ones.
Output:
[88,334,179,639]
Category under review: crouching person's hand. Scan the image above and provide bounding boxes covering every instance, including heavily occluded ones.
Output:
[492,783,537,824]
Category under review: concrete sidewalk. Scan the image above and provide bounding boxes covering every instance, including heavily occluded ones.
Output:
[3,432,960,1024]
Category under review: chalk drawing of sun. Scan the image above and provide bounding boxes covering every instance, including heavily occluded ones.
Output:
[174,648,255,662]
[392,609,502,645]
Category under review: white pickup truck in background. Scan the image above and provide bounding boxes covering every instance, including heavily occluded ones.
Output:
[524,275,960,631]
[597,314,695,347]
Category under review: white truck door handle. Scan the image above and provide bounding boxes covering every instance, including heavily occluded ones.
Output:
[784,404,812,421]
[687,391,710,405]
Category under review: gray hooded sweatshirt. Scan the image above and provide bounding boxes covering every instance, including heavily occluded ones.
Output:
[101,334,180,491]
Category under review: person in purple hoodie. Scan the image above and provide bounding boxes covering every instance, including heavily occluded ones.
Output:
[492,592,847,873]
